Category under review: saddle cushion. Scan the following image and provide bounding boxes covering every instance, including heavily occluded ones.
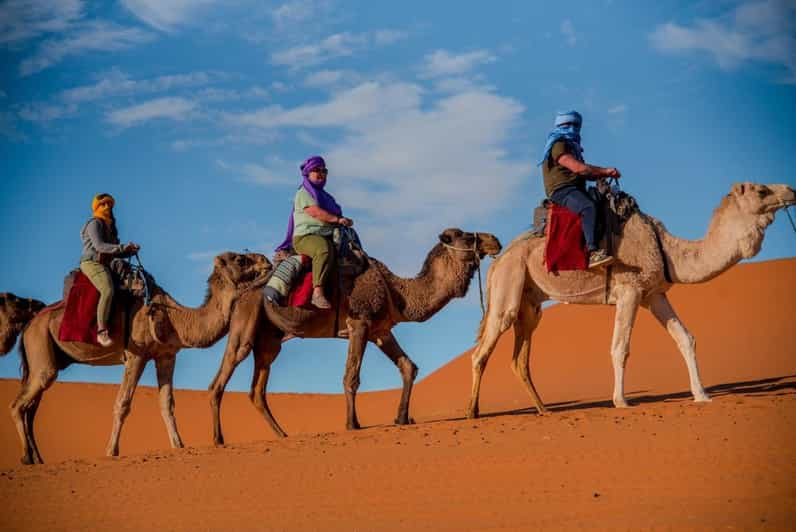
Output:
[58,271,100,344]
[544,204,588,272]
[287,270,314,308]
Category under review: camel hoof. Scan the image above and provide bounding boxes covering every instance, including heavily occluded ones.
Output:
[613,400,631,409]
[106,448,119,457]
[694,396,712,403]
[394,416,414,426]
[346,421,361,430]
[21,455,33,466]
[466,410,479,419]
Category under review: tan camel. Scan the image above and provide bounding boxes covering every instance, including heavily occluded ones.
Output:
[11,252,271,464]
[0,293,45,355]
[208,228,502,444]
[467,182,796,418]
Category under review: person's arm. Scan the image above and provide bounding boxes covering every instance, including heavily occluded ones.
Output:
[85,220,125,255]
[304,206,353,227]
[558,153,620,180]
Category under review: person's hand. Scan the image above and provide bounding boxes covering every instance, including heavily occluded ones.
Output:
[125,242,141,254]
[604,167,621,178]
[337,216,354,227]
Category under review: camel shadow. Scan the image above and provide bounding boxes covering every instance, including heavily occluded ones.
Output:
[435,374,796,423]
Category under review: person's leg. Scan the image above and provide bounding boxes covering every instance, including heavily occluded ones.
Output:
[79,260,115,345]
[551,186,598,251]
[293,234,334,308]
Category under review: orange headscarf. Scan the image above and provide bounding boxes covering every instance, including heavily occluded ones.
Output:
[91,193,115,227]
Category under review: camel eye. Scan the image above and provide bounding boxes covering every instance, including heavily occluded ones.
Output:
[757,189,770,198]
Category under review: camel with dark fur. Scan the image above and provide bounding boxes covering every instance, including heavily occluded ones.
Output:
[208,228,501,444]
[0,293,45,355]
[11,252,271,464]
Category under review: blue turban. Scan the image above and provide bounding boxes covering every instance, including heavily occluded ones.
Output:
[537,110,584,166]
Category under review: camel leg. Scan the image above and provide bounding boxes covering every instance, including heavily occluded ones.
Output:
[11,369,56,465]
[375,332,418,425]
[611,289,642,408]
[155,356,183,449]
[511,304,546,414]
[646,293,710,403]
[209,332,254,446]
[249,331,287,438]
[343,319,369,430]
[106,354,146,457]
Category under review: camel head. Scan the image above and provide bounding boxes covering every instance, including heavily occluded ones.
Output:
[210,252,273,294]
[438,228,502,261]
[0,293,45,354]
[730,182,796,216]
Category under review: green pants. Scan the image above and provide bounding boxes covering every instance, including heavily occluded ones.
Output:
[80,260,114,328]
[293,234,336,289]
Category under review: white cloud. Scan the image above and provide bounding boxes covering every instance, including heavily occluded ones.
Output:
[216,158,294,185]
[121,0,220,32]
[271,29,407,69]
[650,0,796,83]
[60,69,212,102]
[607,104,627,114]
[0,0,84,43]
[106,97,196,127]
[271,0,316,26]
[561,19,577,47]
[19,21,154,76]
[17,102,77,123]
[303,69,357,88]
[419,49,497,78]
[229,81,528,273]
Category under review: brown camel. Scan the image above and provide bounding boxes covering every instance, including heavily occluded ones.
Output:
[11,252,271,464]
[208,228,502,444]
[467,182,796,418]
[0,293,45,355]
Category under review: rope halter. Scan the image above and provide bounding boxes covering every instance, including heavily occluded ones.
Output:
[440,232,486,317]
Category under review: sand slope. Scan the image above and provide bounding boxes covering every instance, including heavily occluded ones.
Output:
[0,258,793,530]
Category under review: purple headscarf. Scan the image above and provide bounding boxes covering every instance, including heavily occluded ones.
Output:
[275,156,343,251]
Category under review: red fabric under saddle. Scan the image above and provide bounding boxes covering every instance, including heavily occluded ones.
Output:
[544,204,589,272]
[287,269,314,308]
[58,271,100,344]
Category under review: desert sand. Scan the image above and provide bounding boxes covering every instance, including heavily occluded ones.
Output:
[0,258,793,531]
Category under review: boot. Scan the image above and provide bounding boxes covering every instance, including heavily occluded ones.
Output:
[97,329,113,347]
[311,291,332,310]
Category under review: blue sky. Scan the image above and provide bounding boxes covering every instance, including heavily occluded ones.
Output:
[1,0,795,394]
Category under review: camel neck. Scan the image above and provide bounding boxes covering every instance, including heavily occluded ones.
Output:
[381,246,476,323]
[157,281,234,348]
[658,197,773,284]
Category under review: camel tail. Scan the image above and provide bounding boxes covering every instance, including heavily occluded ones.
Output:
[18,334,29,384]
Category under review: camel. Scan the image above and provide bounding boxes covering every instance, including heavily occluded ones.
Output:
[467,182,796,418]
[208,228,502,444]
[0,293,45,355]
[11,252,271,464]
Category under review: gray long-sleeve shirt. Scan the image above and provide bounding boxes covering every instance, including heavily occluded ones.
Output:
[80,218,124,263]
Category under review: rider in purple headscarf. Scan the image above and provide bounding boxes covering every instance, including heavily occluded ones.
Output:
[276,156,353,309]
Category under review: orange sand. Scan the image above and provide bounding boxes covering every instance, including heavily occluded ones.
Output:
[0,258,794,531]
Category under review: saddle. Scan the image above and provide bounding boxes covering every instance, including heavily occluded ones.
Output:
[264,227,368,307]
[533,183,640,272]
[59,258,155,344]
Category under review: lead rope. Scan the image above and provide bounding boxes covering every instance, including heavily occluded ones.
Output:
[786,206,796,233]
[441,235,486,317]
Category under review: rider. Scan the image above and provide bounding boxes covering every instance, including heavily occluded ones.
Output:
[79,193,140,347]
[275,156,353,309]
[539,110,621,268]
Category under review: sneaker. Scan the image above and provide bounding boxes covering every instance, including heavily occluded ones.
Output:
[96,329,113,347]
[588,249,615,269]
[311,292,332,310]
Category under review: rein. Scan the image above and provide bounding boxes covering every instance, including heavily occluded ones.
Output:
[441,233,486,317]
[784,204,796,233]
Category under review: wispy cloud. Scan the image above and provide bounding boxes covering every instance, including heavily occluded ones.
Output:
[121,0,221,32]
[607,104,627,114]
[19,21,154,76]
[561,19,577,47]
[649,0,796,83]
[60,69,213,102]
[270,0,317,27]
[303,69,360,88]
[419,49,497,78]
[0,0,84,44]
[270,29,407,69]
[106,96,196,128]
[17,102,78,123]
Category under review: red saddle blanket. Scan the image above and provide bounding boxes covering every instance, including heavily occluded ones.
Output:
[287,270,314,308]
[544,204,588,272]
[58,271,100,344]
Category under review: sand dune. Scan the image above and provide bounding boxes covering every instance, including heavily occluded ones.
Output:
[0,258,793,530]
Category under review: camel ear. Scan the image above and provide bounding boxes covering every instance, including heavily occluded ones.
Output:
[214,255,227,269]
[438,231,453,244]
[731,183,747,197]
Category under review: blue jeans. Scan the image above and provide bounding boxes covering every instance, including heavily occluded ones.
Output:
[550,185,597,251]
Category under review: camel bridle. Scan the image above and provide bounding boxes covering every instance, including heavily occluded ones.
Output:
[440,233,486,316]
